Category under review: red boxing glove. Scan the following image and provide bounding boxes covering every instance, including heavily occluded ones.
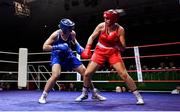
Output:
[81,44,92,59]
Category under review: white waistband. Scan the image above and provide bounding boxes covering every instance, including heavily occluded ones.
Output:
[97,42,117,49]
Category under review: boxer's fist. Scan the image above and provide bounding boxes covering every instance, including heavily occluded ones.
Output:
[76,43,84,55]
[81,44,92,59]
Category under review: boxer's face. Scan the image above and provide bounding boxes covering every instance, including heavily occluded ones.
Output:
[104,17,113,26]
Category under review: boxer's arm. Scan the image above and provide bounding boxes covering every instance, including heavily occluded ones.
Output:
[86,23,103,46]
[81,23,103,59]
[71,31,84,55]
[74,40,84,55]
[43,30,59,51]
[118,26,126,52]
[52,43,69,51]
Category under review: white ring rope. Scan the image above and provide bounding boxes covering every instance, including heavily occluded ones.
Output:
[28,61,50,64]
[0,60,18,63]
[0,71,18,73]
[28,51,76,55]
[0,51,18,55]
[28,52,51,55]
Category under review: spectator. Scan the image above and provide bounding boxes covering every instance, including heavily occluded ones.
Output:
[157,62,166,69]
[169,62,176,69]
[115,86,122,92]
[68,83,76,91]
[171,85,180,94]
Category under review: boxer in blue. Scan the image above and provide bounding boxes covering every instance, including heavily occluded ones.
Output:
[38,18,106,104]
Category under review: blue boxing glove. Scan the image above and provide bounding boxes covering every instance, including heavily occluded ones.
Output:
[52,43,69,51]
[76,42,84,55]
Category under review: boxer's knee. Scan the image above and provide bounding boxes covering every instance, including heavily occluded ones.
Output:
[84,71,92,78]
[51,73,60,81]
[119,70,128,80]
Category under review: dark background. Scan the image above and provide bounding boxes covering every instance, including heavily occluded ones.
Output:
[0,0,180,53]
[0,0,180,91]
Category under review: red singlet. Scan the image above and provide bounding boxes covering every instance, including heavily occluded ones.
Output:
[91,25,123,65]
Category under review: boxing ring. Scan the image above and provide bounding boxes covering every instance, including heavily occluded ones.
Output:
[0,42,180,111]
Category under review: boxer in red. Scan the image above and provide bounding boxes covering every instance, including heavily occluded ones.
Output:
[75,9,144,105]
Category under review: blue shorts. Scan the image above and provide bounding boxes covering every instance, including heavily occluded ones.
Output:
[51,50,82,71]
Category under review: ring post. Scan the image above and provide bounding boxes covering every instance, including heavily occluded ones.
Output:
[76,53,81,81]
[18,48,28,88]
[134,46,143,82]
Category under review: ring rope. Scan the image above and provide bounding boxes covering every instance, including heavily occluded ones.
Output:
[28,52,51,55]
[27,61,50,64]
[28,51,76,55]
[126,41,180,49]
[108,80,180,83]
[0,71,18,73]
[128,68,180,73]
[0,60,18,63]
[0,51,18,55]
[123,53,180,59]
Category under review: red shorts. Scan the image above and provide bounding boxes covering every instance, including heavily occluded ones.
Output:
[91,45,123,66]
